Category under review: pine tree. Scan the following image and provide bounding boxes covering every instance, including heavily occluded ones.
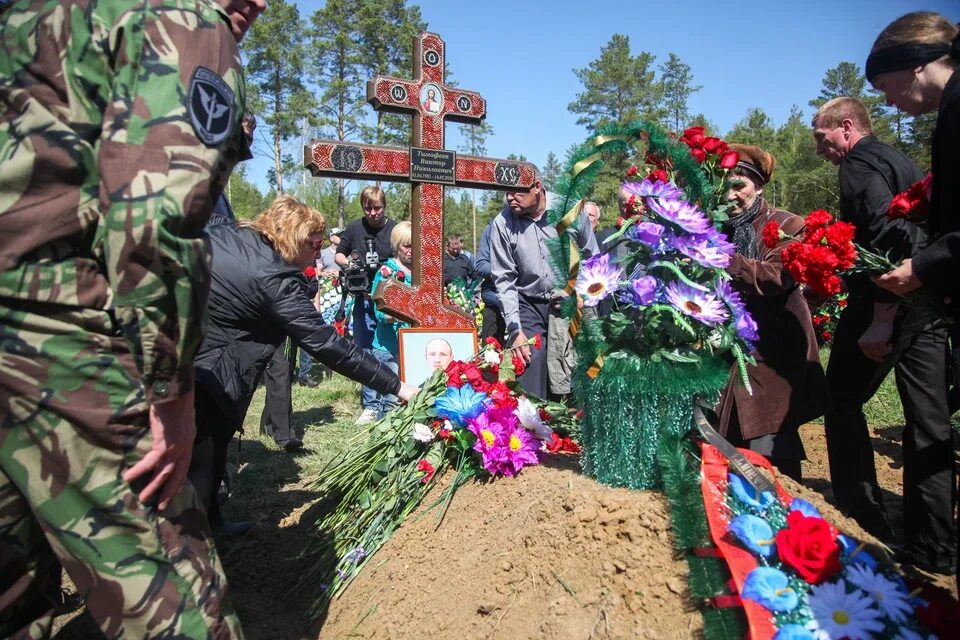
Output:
[659,53,701,132]
[542,152,563,191]
[242,0,318,193]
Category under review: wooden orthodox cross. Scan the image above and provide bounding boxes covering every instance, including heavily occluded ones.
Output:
[305,31,537,329]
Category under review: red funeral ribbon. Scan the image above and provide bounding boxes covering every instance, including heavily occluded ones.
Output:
[699,443,793,640]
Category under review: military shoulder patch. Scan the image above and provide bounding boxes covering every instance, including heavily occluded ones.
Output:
[188,66,236,147]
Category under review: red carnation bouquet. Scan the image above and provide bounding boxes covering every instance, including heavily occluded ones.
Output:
[763,210,897,297]
[888,173,932,222]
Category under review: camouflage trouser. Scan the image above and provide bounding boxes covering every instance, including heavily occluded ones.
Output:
[0,300,243,639]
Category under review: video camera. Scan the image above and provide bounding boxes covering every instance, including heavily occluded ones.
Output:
[340,238,381,296]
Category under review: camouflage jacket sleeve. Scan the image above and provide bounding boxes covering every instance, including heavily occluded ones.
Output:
[97,0,246,404]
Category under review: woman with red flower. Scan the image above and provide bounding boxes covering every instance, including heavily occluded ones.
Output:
[867,11,960,577]
[714,144,829,482]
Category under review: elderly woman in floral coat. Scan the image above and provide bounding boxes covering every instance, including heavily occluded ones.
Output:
[715,144,831,481]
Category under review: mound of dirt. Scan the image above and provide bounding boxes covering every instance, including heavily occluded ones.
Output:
[318,456,699,639]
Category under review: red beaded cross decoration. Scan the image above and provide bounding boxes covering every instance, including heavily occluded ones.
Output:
[305,31,536,328]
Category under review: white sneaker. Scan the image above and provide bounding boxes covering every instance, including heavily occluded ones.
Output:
[355,408,378,425]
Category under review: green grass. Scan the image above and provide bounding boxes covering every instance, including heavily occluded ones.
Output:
[218,373,366,524]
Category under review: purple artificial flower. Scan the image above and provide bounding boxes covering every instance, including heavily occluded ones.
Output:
[620,275,658,307]
[646,198,712,235]
[626,221,667,250]
[669,233,733,268]
[621,178,685,202]
[498,425,540,477]
[714,279,760,342]
[575,253,624,307]
[664,281,729,326]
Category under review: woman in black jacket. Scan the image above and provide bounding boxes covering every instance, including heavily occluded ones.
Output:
[868,12,958,577]
[190,195,416,533]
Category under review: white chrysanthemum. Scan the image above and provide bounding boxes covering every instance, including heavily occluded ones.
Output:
[412,422,434,443]
[514,397,553,441]
[808,580,885,640]
[845,565,913,623]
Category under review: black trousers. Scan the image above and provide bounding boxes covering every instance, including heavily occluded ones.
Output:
[259,343,297,445]
[516,297,549,400]
[189,385,236,527]
[824,298,955,568]
[481,304,506,342]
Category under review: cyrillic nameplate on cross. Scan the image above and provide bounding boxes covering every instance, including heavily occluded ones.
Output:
[410,148,455,185]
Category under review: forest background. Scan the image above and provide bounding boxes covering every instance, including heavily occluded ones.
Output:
[228,0,946,251]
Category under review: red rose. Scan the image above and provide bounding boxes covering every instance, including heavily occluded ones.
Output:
[690,147,707,163]
[303,265,317,278]
[680,126,705,147]
[538,408,552,422]
[775,510,841,584]
[702,137,724,154]
[805,209,833,230]
[445,361,466,388]
[462,363,488,392]
[484,336,502,350]
[888,191,914,220]
[647,168,669,183]
[625,164,639,177]
[821,330,833,341]
[438,428,452,440]
[533,334,543,350]
[718,150,739,170]
[838,298,848,308]
[812,315,823,326]
[761,221,781,249]
[417,459,436,484]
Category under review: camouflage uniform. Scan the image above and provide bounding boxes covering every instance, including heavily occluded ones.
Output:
[0,0,247,637]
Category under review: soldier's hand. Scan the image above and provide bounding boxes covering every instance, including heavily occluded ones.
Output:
[124,390,196,510]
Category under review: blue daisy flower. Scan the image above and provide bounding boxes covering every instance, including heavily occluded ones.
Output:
[728,514,777,558]
[435,384,490,425]
[742,567,798,612]
[727,473,776,510]
[789,497,821,518]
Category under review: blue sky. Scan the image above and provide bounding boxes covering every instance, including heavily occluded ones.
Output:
[246,0,956,192]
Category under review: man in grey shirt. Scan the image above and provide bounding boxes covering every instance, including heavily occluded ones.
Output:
[490,177,597,398]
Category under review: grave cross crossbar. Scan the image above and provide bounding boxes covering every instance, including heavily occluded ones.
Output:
[304,31,537,329]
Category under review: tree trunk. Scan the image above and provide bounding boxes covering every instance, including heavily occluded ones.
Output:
[471,191,477,254]
[274,129,284,193]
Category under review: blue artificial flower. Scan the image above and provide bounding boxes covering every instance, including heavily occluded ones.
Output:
[773,624,815,640]
[668,228,736,269]
[728,514,777,558]
[435,384,490,425]
[789,497,821,518]
[742,567,799,612]
[836,534,879,571]
[727,473,776,510]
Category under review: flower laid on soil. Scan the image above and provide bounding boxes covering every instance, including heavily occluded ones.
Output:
[301,337,581,617]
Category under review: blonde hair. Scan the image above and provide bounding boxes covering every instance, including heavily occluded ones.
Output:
[391,221,412,255]
[360,185,386,210]
[241,195,326,264]
[812,97,873,134]
[872,12,958,54]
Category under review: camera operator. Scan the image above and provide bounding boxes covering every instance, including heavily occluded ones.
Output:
[335,186,397,424]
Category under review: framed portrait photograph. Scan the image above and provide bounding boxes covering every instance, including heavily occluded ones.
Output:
[398,327,479,387]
